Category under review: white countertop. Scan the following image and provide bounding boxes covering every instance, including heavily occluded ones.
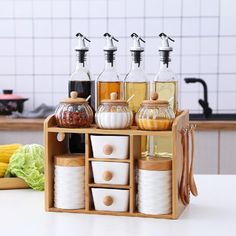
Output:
[0,175,236,236]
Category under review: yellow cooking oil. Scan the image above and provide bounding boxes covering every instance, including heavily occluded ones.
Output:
[154,81,178,114]
[124,82,148,113]
[97,81,121,106]
[153,135,173,158]
[125,82,148,157]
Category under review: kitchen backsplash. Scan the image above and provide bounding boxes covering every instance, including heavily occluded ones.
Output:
[0,0,236,113]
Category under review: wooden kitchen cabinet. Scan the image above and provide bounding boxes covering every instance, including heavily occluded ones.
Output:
[194,131,219,174]
[194,129,236,174]
[0,117,44,145]
[219,131,236,174]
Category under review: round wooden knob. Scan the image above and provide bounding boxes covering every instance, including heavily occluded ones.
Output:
[57,132,65,142]
[103,196,113,206]
[103,171,113,181]
[150,92,158,101]
[103,144,113,155]
[70,91,78,99]
[110,92,117,100]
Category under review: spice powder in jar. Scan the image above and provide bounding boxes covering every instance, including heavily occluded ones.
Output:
[136,92,175,131]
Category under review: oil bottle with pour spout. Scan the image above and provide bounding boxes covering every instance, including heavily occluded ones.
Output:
[68,33,95,153]
[97,33,122,107]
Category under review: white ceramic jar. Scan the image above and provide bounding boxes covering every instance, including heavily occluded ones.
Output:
[54,154,85,210]
[95,92,133,129]
[90,135,129,159]
[138,157,172,215]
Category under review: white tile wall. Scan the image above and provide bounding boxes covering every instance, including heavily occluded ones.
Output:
[0,0,235,113]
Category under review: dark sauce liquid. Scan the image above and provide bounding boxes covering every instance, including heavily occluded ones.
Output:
[68,80,95,153]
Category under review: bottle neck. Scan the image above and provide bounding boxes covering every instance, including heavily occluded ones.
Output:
[104,51,116,70]
[75,51,87,70]
[159,61,171,70]
[159,50,171,68]
[130,51,143,70]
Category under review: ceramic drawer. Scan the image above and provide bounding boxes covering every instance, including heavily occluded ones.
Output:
[90,135,129,159]
[91,161,129,185]
[92,188,129,212]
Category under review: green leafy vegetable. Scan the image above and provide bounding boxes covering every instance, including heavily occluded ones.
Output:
[5,144,45,191]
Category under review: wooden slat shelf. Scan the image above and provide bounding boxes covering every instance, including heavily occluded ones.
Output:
[88,158,130,163]
[88,183,130,189]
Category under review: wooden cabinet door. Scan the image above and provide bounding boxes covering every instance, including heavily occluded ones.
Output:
[194,131,219,174]
[219,131,236,174]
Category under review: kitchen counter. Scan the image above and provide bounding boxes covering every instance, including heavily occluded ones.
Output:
[0,116,44,131]
[0,116,236,131]
[0,175,235,236]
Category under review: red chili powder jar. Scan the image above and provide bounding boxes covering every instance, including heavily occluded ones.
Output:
[55,91,94,128]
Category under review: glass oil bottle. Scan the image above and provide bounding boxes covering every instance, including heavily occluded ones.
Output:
[68,33,95,153]
[97,33,121,107]
[124,33,149,157]
[152,33,177,158]
[154,33,178,113]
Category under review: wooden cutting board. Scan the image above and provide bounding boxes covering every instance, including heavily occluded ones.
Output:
[0,177,29,190]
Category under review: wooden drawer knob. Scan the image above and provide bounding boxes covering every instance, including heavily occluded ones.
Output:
[103,171,113,181]
[103,196,113,206]
[103,144,113,155]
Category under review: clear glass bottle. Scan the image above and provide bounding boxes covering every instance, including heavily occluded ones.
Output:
[97,33,122,107]
[153,33,178,114]
[68,33,95,154]
[152,33,178,158]
[124,33,149,157]
[124,33,148,117]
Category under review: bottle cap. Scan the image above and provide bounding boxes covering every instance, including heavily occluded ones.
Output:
[75,33,90,51]
[103,33,118,51]
[130,33,145,51]
[158,33,174,52]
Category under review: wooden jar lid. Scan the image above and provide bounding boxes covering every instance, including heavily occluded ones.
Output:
[138,157,172,171]
[101,92,127,105]
[61,91,87,104]
[141,92,169,106]
[54,154,85,167]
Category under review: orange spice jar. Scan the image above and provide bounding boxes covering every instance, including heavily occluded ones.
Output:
[135,92,175,131]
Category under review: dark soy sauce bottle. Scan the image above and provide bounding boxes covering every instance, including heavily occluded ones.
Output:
[68,33,95,154]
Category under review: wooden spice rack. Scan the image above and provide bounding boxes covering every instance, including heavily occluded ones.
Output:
[44,110,189,219]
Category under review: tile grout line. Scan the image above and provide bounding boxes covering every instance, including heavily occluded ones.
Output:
[31,0,35,109]
[216,0,221,113]
[179,0,183,108]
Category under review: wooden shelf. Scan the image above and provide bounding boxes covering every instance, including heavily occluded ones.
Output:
[89,183,130,189]
[45,111,189,219]
[47,126,172,136]
[49,207,173,219]
[88,158,130,163]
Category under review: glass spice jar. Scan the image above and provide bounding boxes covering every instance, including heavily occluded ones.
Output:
[95,92,133,129]
[136,92,175,131]
[55,91,93,128]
